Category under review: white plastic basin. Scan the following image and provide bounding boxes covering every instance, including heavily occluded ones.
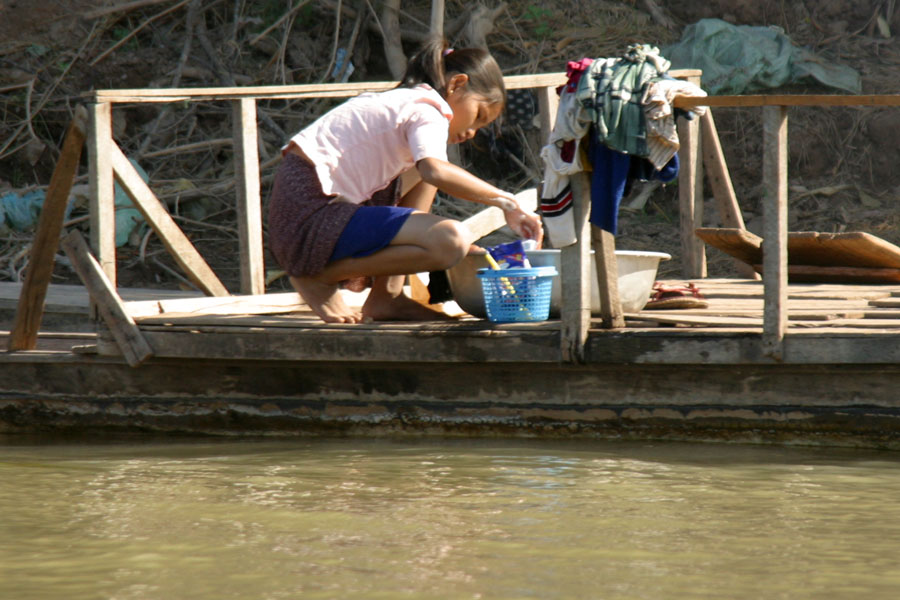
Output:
[446,249,671,318]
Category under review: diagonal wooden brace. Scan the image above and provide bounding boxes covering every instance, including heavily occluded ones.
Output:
[8,106,88,351]
[60,230,154,367]
[109,143,229,297]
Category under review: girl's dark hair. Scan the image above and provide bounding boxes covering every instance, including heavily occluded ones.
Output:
[399,37,506,106]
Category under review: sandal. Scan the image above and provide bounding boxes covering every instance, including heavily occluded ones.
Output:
[645,282,709,310]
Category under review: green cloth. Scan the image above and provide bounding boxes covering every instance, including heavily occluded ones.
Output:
[664,19,861,95]
[575,45,670,156]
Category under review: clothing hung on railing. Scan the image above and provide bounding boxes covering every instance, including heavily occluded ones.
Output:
[539,45,707,246]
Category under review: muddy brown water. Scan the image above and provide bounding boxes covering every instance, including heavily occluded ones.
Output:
[2,436,900,599]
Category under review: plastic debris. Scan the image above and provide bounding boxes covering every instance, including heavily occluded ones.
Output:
[114,159,148,247]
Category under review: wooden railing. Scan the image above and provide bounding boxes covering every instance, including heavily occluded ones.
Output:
[86,73,579,295]
[675,93,900,360]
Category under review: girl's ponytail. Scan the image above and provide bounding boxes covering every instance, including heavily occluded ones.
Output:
[399,37,506,107]
[399,37,448,92]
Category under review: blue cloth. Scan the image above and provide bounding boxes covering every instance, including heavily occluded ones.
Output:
[330,205,414,262]
[589,139,679,234]
[588,142,632,235]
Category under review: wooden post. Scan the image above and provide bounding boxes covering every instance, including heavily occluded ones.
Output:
[430,0,444,34]
[88,102,117,285]
[536,85,559,147]
[700,109,759,279]
[110,143,230,297]
[591,225,624,329]
[677,108,706,279]
[561,172,592,362]
[8,106,88,351]
[60,230,153,367]
[762,106,788,360]
[233,98,265,295]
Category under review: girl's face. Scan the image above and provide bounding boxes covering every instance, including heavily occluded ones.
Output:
[445,75,503,145]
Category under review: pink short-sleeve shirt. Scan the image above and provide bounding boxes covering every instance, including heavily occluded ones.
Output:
[287,84,453,203]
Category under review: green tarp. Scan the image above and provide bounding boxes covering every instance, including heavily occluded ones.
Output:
[664,19,861,95]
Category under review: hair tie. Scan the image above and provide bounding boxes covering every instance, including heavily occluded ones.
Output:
[443,48,454,57]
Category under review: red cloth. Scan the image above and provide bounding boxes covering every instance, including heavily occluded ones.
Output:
[556,58,594,163]
[559,57,594,94]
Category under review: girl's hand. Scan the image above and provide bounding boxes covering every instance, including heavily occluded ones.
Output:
[495,196,543,247]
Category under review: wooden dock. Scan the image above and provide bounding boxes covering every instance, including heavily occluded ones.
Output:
[95,278,900,364]
[6,74,900,447]
[5,278,900,448]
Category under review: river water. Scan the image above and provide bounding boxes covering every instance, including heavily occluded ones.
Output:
[2,436,900,599]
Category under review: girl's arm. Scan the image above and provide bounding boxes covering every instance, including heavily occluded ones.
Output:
[416,157,544,244]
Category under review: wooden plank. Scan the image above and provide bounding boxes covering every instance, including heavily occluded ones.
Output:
[86,70,702,103]
[536,85,559,151]
[111,326,562,363]
[110,143,230,297]
[762,106,789,359]
[779,265,900,284]
[628,313,763,327]
[675,94,900,109]
[591,225,624,328]
[87,74,568,103]
[88,102,117,285]
[677,103,706,278]
[698,228,900,283]
[785,232,900,269]
[460,188,538,241]
[699,110,759,280]
[656,278,895,301]
[59,231,153,366]
[560,172,592,362]
[695,228,763,266]
[8,106,88,351]
[124,291,307,319]
[868,298,900,308]
[233,98,265,295]
[700,111,743,229]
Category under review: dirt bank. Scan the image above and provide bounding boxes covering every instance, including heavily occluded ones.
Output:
[2,0,899,286]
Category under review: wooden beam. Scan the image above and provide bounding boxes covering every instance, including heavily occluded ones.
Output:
[88,102,117,285]
[675,94,900,108]
[85,70,702,103]
[536,84,559,150]
[124,291,308,319]
[700,110,759,279]
[591,225,624,329]
[233,98,265,295]
[460,188,538,241]
[560,172,592,362]
[762,106,789,360]
[430,0,444,34]
[109,143,230,297]
[677,106,706,278]
[60,230,153,367]
[8,106,88,351]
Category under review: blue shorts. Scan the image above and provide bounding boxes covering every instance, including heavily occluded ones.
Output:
[330,205,415,262]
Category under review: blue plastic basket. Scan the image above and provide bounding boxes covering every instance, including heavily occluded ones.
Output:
[476,266,558,323]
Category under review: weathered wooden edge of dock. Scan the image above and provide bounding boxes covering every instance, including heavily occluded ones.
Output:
[2,349,900,449]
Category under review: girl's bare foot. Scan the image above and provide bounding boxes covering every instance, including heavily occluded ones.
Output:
[362,291,457,321]
[290,275,361,323]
